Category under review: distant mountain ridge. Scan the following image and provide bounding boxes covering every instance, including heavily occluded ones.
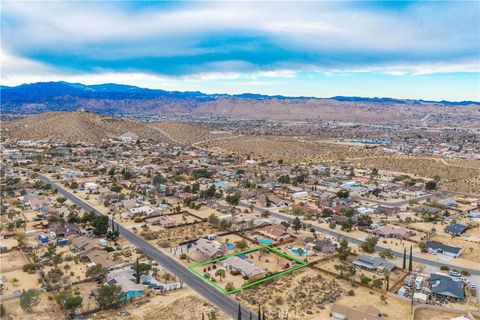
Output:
[1,82,479,123]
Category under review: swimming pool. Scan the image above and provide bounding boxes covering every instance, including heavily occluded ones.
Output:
[258,239,273,245]
[290,248,307,256]
[226,243,235,249]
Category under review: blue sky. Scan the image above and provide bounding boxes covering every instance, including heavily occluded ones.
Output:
[1,1,479,101]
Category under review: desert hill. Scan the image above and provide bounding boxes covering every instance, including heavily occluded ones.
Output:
[2,82,479,126]
[2,111,174,144]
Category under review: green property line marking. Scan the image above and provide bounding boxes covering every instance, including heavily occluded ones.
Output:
[187,245,308,294]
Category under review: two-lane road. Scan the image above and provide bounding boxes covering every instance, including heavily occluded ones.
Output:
[240,201,480,276]
[36,173,254,320]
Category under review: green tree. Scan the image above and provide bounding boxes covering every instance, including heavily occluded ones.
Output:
[360,275,371,285]
[235,240,248,251]
[360,236,378,253]
[56,197,67,204]
[226,193,241,205]
[96,284,123,309]
[292,217,302,233]
[425,181,437,191]
[278,175,291,184]
[110,184,122,193]
[133,258,151,284]
[402,248,407,269]
[0,304,5,317]
[20,289,40,313]
[372,278,383,288]
[92,215,109,236]
[337,238,351,261]
[85,264,108,278]
[336,189,350,198]
[215,269,226,282]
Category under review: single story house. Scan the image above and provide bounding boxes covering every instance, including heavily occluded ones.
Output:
[444,223,468,236]
[129,206,154,217]
[373,226,412,239]
[106,268,146,302]
[438,199,457,207]
[190,238,226,262]
[375,206,400,216]
[222,256,266,280]
[50,223,82,239]
[430,273,465,301]
[257,224,291,241]
[85,249,117,269]
[425,241,463,258]
[352,255,396,272]
[144,215,177,228]
[304,237,336,254]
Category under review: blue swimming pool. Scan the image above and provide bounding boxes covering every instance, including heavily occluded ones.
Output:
[226,243,235,249]
[290,248,307,256]
[258,239,273,245]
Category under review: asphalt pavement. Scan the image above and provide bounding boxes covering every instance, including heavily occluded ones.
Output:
[239,201,480,276]
[36,174,254,320]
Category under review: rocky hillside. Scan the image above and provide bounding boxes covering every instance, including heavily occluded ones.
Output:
[2,111,174,144]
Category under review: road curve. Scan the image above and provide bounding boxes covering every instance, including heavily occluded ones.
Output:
[36,174,255,320]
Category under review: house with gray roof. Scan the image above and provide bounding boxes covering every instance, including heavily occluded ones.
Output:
[190,238,226,262]
[222,256,266,280]
[430,273,465,301]
[444,223,468,236]
[352,255,396,272]
[425,241,463,257]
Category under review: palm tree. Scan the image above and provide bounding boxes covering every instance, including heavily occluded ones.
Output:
[297,248,305,257]
[215,269,226,282]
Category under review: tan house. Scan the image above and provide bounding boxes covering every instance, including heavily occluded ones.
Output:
[70,236,99,253]
[85,249,117,269]
[257,224,291,241]
[144,215,176,228]
[373,226,412,239]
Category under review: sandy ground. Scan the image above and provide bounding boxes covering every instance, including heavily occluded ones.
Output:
[1,269,41,294]
[430,234,480,263]
[234,266,412,320]
[414,308,480,320]
[192,248,297,290]
[1,293,64,320]
[88,288,229,320]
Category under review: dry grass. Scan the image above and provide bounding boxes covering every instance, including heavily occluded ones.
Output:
[3,111,171,144]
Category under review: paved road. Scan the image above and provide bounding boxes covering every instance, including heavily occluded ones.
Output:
[36,174,254,320]
[240,202,480,275]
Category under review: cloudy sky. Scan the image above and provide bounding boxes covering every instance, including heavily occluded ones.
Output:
[1,1,479,101]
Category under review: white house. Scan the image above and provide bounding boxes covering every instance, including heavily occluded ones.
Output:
[85,182,99,191]
[129,206,154,217]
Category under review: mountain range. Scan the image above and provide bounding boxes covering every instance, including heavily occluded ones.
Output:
[1,82,479,123]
